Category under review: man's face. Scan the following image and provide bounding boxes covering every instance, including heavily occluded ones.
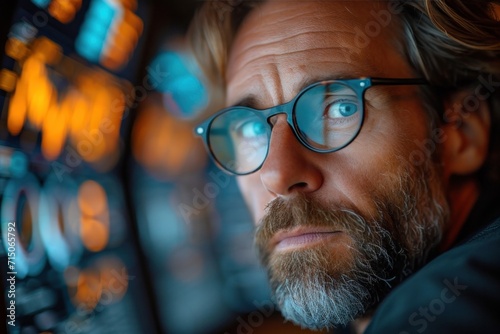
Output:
[225,0,449,329]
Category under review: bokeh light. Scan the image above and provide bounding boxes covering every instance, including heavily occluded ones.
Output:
[78,180,110,252]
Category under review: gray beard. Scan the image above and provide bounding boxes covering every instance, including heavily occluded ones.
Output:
[255,160,449,330]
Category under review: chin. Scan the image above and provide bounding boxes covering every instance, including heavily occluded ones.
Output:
[265,245,380,330]
[258,226,407,330]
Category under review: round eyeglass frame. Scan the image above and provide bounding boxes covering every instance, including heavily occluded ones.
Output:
[195,77,428,175]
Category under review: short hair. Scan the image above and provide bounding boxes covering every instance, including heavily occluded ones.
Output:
[188,0,500,184]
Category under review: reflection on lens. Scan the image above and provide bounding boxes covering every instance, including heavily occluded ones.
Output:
[295,82,362,151]
[208,107,269,174]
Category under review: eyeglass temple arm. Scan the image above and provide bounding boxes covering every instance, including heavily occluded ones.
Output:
[370,77,429,86]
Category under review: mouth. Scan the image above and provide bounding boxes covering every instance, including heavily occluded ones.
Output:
[271,228,342,252]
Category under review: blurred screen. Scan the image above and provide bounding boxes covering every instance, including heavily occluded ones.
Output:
[0,0,157,333]
[0,1,322,334]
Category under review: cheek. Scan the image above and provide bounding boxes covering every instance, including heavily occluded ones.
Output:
[322,106,430,212]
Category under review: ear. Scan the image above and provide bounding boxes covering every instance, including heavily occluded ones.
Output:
[440,89,491,176]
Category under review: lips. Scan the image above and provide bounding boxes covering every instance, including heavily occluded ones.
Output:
[271,228,341,251]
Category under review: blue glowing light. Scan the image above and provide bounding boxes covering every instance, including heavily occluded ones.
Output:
[87,0,118,25]
[75,0,119,63]
[31,0,51,9]
[75,30,105,62]
[10,151,28,178]
[149,51,208,118]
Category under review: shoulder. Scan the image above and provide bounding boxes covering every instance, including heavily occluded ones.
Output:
[366,218,500,334]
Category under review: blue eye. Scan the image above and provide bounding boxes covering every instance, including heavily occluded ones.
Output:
[326,101,358,118]
[238,120,267,138]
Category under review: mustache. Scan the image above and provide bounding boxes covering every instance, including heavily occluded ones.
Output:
[255,195,382,263]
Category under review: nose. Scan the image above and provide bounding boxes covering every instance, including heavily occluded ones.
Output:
[259,115,323,197]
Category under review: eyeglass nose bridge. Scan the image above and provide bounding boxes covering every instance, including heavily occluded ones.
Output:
[262,99,296,128]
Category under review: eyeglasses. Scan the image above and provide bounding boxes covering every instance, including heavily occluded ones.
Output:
[195,77,427,175]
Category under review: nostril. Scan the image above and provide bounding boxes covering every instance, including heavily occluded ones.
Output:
[289,182,309,192]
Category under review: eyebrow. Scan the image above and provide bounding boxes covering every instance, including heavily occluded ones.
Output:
[234,95,260,109]
[230,71,373,110]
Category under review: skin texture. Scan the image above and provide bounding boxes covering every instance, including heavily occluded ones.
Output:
[222,0,491,330]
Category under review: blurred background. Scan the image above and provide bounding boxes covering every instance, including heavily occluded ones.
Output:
[0,1,324,333]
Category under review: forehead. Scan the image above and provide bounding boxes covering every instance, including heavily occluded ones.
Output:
[226,0,412,106]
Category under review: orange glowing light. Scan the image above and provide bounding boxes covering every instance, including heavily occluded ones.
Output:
[23,55,44,89]
[132,101,207,178]
[32,37,62,66]
[112,36,134,56]
[69,0,82,10]
[27,76,54,130]
[50,1,72,20]
[97,257,128,304]
[22,54,52,129]
[41,95,69,160]
[7,75,27,136]
[102,87,124,154]
[68,91,89,141]
[80,217,109,252]
[100,46,129,71]
[74,269,102,310]
[125,21,140,46]
[7,39,129,164]
[5,38,29,61]
[89,88,111,130]
[66,256,127,311]
[78,180,110,252]
[78,180,108,216]
[123,9,143,35]
[0,69,18,93]
[66,72,126,164]
[48,0,81,24]
[115,20,140,48]
[98,7,143,70]
[117,0,138,11]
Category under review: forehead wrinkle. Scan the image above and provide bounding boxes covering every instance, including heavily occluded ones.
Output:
[249,0,365,27]
[237,0,381,41]
[229,29,357,72]
[229,43,375,91]
[232,12,359,51]
[229,29,362,80]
